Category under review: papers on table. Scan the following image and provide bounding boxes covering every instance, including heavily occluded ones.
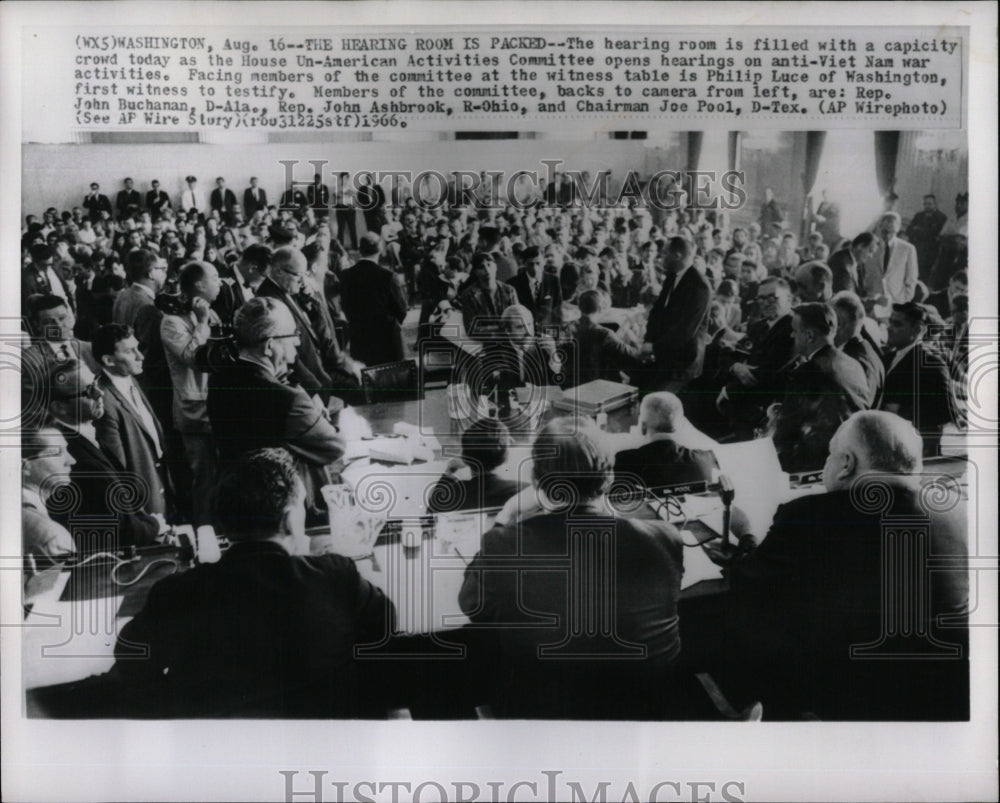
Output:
[713,436,788,542]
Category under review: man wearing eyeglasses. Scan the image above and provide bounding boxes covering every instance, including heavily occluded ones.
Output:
[207,297,343,518]
[39,359,165,548]
[22,427,77,560]
[716,276,796,437]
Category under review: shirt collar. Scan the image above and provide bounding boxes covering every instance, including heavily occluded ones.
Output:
[103,370,136,398]
[23,487,45,511]
[134,282,155,300]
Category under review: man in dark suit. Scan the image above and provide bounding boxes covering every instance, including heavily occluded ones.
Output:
[457,251,518,339]
[427,418,524,513]
[213,243,270,321]
[712,277,797,436]
[82,182,113,222]
[208,297,344,513]
[24,294,100,375]
[881,302,953,454]
[145,179,171,219]
[307,173,330,211]
[36,358,164,548]
[459,417,686,719]
[338,233,408,366]
[829,232,877,297]
[643,235,711,392]
[477,225,518,283]
[708,411,968,719]
[614,392,718,497]
[257,246,360,403]
[242,176,268,219]
[93,324,171,517]
[508,245,562,332]
[111,448,395,717]
[768,302,871,472]
[115,178,142,219]
[832,291,885,409]
[23,244,73,305]
[905,194,948,282]
[574,289,648,384]
[210,177,238,226]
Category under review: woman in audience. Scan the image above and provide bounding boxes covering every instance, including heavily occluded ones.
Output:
[427,418,522,513]
[459,416,687,718]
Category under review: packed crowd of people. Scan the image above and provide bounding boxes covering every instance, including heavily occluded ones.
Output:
[20,168,971,719]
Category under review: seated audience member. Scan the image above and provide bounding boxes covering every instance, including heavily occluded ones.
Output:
[715,277,796,434]
[21,427,77,560]
[708,411,968,719]
[427,418,523,513]
[34,358,164,547]
[574,289,648,384]
[24,294,100,374]
[509,245,563,330]
[469,304,564,402]
[925,269,967,322]
[93,324,171,517]
[457,251,518,339]
[338,232,409,367]
[767,302,870,472]
[829,232,877,296]
[714,279,742,330]
[614,392,718,496]
[831,291,885,409]
[881,301,953,453]
[111,448,395,718]
[207,297,343,513]
[459,417,686,718]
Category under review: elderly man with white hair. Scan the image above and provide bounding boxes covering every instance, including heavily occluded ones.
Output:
[707,410,968,719]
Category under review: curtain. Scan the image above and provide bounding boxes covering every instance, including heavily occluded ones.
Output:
[874,131,901,201]
[800,131,827,240]
[686,131,704,172]
[727,131,742,172]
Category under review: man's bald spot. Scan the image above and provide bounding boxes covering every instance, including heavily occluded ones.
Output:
[640,392,684,434]
[838,411,923,475]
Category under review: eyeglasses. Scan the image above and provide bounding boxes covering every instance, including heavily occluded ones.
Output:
[24,447,66,461]
[279,266,306,280]
[63,380,102,400]
[260,328,301,344]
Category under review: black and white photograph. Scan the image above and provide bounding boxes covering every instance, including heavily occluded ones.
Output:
[1,2,996,802]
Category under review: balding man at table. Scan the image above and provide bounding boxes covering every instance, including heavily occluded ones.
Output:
[707,411,968,719]
[614,392,718,495]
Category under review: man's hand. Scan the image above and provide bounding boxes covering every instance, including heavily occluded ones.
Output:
[731,362,757,386]
[191,296,211,324]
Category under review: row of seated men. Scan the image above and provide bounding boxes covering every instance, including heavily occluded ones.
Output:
[21,229,962,552]
[23,406,968,720]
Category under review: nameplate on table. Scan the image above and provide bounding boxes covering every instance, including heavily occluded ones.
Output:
[789,470,824,487]
[653,480,710,497]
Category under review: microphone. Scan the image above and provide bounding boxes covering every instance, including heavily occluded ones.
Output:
[718,473,735,551]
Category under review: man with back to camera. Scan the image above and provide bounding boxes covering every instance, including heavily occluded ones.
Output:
[614,392,718,496]
[831,291,885,410]
[705,410,968,719]
[110,448,395,717]
[459,416,687,719]
[338,232,408,367]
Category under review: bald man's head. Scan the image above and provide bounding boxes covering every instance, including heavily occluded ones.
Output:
[639,392,684,437]
[823,411,923,492]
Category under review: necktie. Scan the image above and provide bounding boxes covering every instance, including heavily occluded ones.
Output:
[883,241,892,273]
[659,272,677,307]
[129,382,163,457]
[58,343,71,361]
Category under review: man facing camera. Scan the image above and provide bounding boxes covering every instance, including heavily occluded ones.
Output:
[111,448,395,717]
[707,411,968,719]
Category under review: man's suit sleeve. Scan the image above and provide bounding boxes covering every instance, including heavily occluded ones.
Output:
[282,389,345,465]
[161,314,209,366]
[725,501,803,592]
[95,397,128,468]
[651,275,710,364]
[902,245,918,301]
[386,270,408,324]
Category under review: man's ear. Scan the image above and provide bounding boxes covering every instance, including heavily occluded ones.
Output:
[838,450,857,482]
